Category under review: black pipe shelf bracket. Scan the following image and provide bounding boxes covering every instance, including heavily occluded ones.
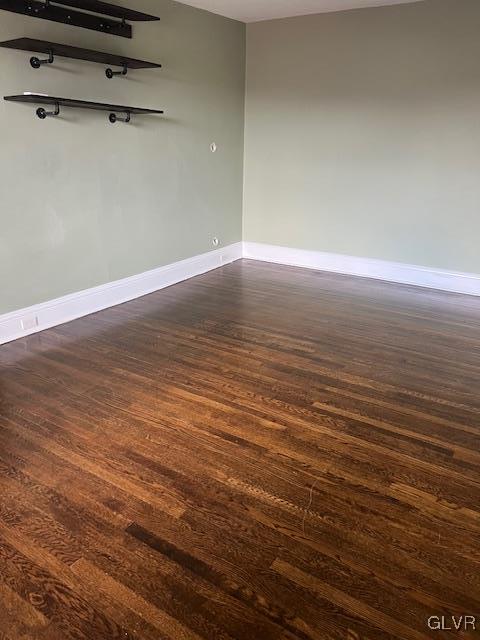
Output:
[30,48,54,69]
[0,39,162,78]
[109,111,129,123]
[106,63,127,79]
[37,102,60,118]
[0,0,160,39]
[4,93,164,124]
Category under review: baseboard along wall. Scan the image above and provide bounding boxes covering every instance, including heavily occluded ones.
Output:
[2,240,479,345]
[243,242,480,298]
[0,243,243,345]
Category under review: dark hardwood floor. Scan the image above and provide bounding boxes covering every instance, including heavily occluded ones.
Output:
[1,259,479,640]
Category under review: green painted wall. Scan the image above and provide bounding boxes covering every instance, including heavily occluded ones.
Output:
[244,0,480,274]
[0,0,245,314]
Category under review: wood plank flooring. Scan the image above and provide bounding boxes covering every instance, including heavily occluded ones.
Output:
[0,259,479,640]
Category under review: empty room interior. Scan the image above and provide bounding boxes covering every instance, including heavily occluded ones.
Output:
[1,0,479,638]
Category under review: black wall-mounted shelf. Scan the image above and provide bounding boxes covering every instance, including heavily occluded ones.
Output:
[0,0,159,38]
[55,0,159,21]
[4,93,164,123]
[0,39,162,77]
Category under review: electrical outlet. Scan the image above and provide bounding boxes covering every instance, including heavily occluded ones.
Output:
[212,237,220,247]
[21,315,39,331]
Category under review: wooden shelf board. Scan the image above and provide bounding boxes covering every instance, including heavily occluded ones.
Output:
[55,0,160,21]
[0,38,161,70]
[0,0,133,38]
[4,93,164,115]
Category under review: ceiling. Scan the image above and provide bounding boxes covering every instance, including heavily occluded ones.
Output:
[174,0,423,23]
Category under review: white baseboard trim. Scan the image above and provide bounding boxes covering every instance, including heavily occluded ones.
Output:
[0,243,242,346]
[243,242,480,297]
[3,240,478,346]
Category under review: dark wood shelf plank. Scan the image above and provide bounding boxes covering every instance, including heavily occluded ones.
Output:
[0,0,133,38]
[0,39,162,70]
[55,0,159,21]
[4,94,164,115]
